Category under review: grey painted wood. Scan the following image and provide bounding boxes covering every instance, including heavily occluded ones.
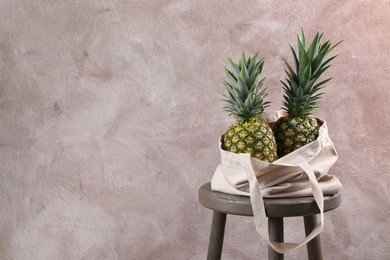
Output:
[207,211,226,260]
[304,215,323,260]
[199,182,341,259]
[268,217,284,260]
[198,183,341,217]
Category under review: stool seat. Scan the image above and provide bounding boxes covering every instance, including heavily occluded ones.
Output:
[198,182,341,260]
[199,183,341,217]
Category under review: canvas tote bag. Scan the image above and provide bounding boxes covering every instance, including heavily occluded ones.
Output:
[211,111,342,254]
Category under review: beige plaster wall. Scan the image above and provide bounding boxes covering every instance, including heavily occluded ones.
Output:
[0,0,389,259]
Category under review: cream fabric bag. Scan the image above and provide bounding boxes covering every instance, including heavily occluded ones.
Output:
[211,111,342,254]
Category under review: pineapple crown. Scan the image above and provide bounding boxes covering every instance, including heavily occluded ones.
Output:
[281,29,341,117]
[222,52,270,122]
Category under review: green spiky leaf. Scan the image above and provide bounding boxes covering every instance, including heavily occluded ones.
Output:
[280,29,341,116]
[222,53,270,122]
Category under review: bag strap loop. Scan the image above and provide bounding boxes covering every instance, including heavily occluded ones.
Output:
[239,154,324,254]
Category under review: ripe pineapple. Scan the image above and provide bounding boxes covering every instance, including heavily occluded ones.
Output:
[222,53,277,162]
[273,30,341,157]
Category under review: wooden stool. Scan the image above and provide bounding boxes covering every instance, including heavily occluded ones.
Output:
[198,183,341,260]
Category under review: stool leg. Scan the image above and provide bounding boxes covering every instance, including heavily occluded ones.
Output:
[268,217,284,260]
[304,215,323,260]
[207,211,227,260]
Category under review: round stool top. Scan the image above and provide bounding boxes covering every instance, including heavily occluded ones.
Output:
[198,183,341,217]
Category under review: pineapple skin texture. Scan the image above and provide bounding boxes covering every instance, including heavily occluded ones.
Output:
[222,118,278,162]
[273,116,320,157]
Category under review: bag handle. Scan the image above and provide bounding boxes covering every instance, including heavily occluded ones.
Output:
[238,154,324,254]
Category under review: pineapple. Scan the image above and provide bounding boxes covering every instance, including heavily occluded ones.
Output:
[222,53,277,162]
[273,30,341,157]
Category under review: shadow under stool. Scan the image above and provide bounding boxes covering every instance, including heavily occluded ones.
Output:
[198,183,341,260]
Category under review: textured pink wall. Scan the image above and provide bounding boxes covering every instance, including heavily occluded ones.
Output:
[0,0,389,259]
